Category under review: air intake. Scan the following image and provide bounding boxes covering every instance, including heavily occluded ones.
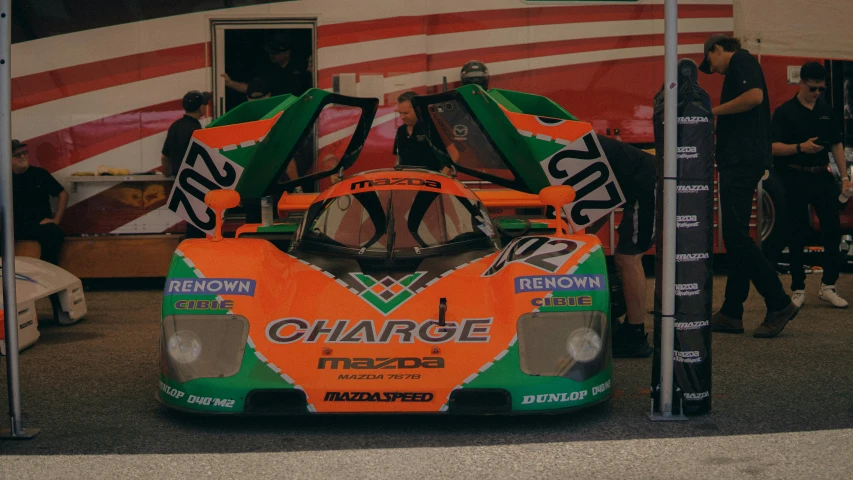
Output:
[245,390,308,414]
[447,389,511,414]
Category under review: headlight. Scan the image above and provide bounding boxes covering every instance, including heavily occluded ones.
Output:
[168,331,202,364]
[161,314,249,383]
[517,310,608,382]
[566,328,601,363]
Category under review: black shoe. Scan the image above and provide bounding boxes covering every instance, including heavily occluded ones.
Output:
[711,311,744,334]
[613,329,652,358]
[753,302,798,338]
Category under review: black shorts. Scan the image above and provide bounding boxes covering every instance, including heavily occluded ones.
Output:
[616,194,655,256]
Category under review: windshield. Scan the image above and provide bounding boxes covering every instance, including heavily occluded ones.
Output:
[296,189,497,256]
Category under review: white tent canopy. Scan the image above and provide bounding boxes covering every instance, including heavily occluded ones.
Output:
[735,0,853,61]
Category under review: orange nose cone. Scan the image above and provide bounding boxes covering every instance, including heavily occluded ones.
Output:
[538,185,576,207]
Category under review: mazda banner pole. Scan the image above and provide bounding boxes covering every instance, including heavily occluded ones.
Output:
[650,0,686,422]
[0,0,39,439]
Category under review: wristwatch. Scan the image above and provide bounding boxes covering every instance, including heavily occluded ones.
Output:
[796,143,801,153]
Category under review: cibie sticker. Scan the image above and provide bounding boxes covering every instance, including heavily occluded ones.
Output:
[539,132,625,231]
[167,139,245,235]
[514,274,605,293]
[165,278,256,296]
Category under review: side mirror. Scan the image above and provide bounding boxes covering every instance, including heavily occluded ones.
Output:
[538,185,576,237]
[204,189,241,241]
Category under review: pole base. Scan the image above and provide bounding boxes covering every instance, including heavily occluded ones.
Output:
[0,427,40,439]
[648,412,688,422]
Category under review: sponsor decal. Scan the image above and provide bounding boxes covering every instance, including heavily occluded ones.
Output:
[521,390,589,404]
[673,350,703,364]
[677,185,710,194]
[0,270,44,286]
[676,215,700,228]
[683,391,710,400]
[676,146,699,160]
[350,272,424,315]
[159,381,185,400]
[592,379,611,396]
[266,318,492,344]
[165,278,256,296]
[675,283,700,297]
[174,299,234,311]
[187,395,236,408]
[538,131,625,231]
[676,253,709,262]
[675,320,710,331]
[337,374,422,380]
[514,274,605,293]
[483,237,580,277]
[677,116,710,125]
[531,295,592,307]
[318,357,444,370]
[350,178,441,190]
[452,124,469,139]
[324,391,434,402]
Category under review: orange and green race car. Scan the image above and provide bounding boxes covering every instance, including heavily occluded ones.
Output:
[159,85,624,414]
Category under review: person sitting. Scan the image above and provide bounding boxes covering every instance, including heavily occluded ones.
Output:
[10,139,68,265]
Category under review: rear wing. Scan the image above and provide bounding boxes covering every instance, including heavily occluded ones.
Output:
[413,86,625,232]
[166,89,377,235]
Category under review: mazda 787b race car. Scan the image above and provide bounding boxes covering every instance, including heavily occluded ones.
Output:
[159,85,625,414]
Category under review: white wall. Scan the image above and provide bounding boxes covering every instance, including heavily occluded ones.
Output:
[735,0,853,60]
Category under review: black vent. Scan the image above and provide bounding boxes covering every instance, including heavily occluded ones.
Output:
[245,390,308,414]
[448,389,511,414]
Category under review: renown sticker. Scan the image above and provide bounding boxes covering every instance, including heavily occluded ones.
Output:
[514,274,605,293]
[165,278,256,296]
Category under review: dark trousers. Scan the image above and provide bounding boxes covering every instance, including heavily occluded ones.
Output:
[15,223,65,265]
[718,166,790,318]
[783,169,842,291]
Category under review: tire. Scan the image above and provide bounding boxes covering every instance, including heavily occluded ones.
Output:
[759,172,788,266]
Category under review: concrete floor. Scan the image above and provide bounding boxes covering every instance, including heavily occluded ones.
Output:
[1,272,852,479]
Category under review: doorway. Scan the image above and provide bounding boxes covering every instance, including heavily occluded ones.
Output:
[211,19,316,117]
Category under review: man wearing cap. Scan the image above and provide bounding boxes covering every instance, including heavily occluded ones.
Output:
[161,90,210,177]
[699,34,798,338]
[223,33,311,98]
[162,90,210,239]
[9,140,68,265]
[771,62,850,309]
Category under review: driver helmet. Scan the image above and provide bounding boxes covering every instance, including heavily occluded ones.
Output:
[461,60,490,89]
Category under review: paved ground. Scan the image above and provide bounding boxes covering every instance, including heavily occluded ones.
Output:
[1,272,852,479]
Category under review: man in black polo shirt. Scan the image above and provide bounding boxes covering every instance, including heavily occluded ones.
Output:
[700,34,798,338]
[10,139,68,265]
[162,90,210,238]
[772,62,850,309]
[393,91,448,173]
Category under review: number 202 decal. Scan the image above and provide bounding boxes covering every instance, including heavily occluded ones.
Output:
[545,133,624,227]
[482,237,579,277]
[167,141,239,231]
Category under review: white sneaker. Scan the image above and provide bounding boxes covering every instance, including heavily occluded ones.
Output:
[791,290,806,308]
[819,284,849,308]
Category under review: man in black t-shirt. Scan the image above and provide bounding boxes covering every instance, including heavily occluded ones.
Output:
[162,90,210,238]
[699,34,797,338]
[393,91,448,173]
[10,140,67,265]
[772,62,850,309]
